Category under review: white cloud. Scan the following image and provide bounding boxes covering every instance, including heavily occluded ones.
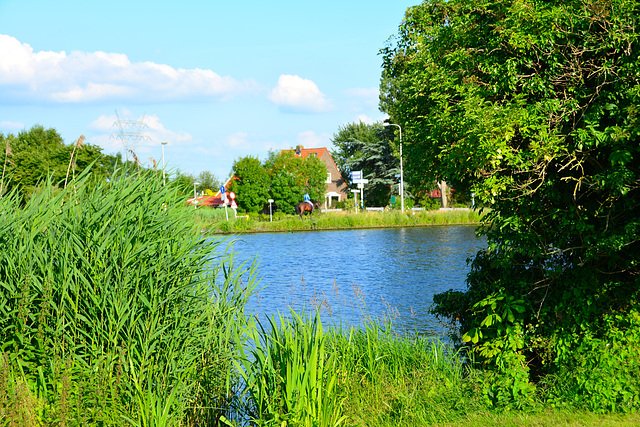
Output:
[0,121,25,131]
[268,74,333,113]
[355,114,375,124]
[227,132,249,148]
[297,130,332,147]
[345,87,380,113]
[0,34,258,104]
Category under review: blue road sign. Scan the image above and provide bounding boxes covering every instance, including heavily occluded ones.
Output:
[220,185,225,194]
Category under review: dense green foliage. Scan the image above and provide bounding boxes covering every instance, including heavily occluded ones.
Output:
[0,125,115,199]
[382,0,640,410]
[0,168,256,424]
[230,151,328,214]
[170,169,222,199]
[194,169,222,193]
[331,121,401,207]
[230,155,271,212]
[263,150,327,214]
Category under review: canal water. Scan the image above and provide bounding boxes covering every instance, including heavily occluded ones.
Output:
[227,226,486,337]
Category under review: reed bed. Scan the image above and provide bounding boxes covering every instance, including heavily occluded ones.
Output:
[0,168,258,425]
[235,310,345,426]
[327,321,476,426]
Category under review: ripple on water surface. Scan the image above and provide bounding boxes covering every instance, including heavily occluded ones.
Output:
[226,226,486,337]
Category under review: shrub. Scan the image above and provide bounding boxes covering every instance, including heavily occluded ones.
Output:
[546,309,640,413]
[419,196,442,211]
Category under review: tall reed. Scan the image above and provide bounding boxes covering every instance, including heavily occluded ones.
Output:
[236,309,346,426]
[327,320,469,426]
[0,167,257,425]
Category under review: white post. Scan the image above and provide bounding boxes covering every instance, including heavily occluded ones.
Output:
[268,199,274,222]
[193,181,200,210]
[400,133,404,212]
[440,181,448,209]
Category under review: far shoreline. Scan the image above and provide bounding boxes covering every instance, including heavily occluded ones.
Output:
[194,208,486,235]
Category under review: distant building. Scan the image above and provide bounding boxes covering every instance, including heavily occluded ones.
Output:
[189,147,349,210]
[286,145,349,208]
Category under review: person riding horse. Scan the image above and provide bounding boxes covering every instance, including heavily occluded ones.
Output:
[303,192,313,211]
[296,192,319,218]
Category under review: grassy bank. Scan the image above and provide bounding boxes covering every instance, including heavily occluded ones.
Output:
[194,207,483,234]
[1,172,638,426]
[235,311,640,427]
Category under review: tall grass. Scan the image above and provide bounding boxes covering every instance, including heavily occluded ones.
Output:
[232,308,476,427]
[0,168,258,425]
[235,309,345,427]
[327,320,477,426]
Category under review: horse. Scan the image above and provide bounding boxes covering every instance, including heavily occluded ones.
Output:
[295,200,320,219]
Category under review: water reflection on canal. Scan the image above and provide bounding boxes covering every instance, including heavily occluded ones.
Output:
[227,226,486,337]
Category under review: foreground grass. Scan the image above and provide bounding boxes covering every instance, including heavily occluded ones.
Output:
[0,169,258,426]
[195,208,483,234]
[440,411,640,427]
[331,329,640,427]
[235,312,640,427]
[2,174,636,426]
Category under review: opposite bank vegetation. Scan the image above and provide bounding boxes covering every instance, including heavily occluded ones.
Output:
[193,207,483,235]
[1,170,638,427]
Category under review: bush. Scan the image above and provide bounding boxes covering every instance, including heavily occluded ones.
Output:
[546,309,640,413]
[419,196,442,211]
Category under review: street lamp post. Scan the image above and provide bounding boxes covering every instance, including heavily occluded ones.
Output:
[383,122,404,212]
[161,142,168,186]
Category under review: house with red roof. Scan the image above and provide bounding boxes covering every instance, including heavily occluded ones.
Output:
[286,145,349,208]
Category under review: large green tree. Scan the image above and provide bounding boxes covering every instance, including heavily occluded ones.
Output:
[264,150,327,214]
[230,156,270,213]
[381,0,640,408]
[196,170,221,194]
[331,121,401,207]
[230,151,328,214]
[1,125,112,199]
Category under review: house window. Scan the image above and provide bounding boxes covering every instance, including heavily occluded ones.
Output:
[326,173,332,183]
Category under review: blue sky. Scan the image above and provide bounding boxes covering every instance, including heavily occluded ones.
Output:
[0,0,416,181]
